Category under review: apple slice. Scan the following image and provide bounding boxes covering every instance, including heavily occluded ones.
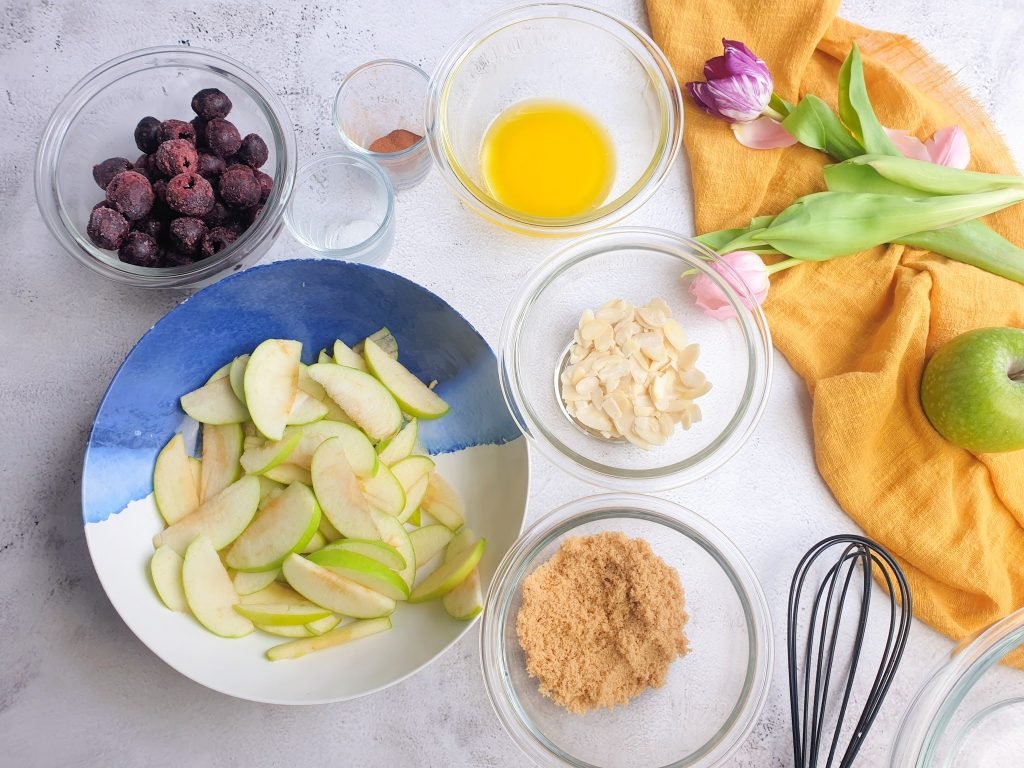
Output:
[319,538,406,571]
[150,545,188,612]
[443,569,483,621]
[200,422,244,502]
[259,623,313,638]
[229,354,250,403]
[301,531,326,553]
[307,363,402,441]
[361,462,406,517]
[233,568,279,596]
[153,433,200,525]
[354,328,399,359]
[182,536,254,638]
[153,475,260,555]
[317,349,332,364]
[421,473,465,531]
[287,420,377,476]
[307,549,410,601]
[377,418,418,465]
[306,614,341,635]
[410,524,455,567]
[181,376,249,425]
[391,455,434,523]
[224,482,321,572]
[241,581,307,606]
[189,456,202,489]
[239,428,301,475]
[311,437,379,539]
[409,538,485,603]
[206,361,231,383]
[257,475,284,502]
[370,510,416,588]
[446,526,477,559]
[364,338,449,420]
[287,391,329,426]
[318,515,342,543]
[266,616,391,661]
[407,507,421,526]
[282,554,396,618]
[234,602,332,625]
[263,463,312,486]
[244,339,301,440]
[333,339,368,371]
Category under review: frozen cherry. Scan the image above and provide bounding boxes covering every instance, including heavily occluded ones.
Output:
[133,215,165,240]
[219,164,260,209]
[254,170,273,203]
[197,152,226,179]
[105,170,154,221]
[236,134,268,168]
[166,172,215,216]
[241,204,264,228]
[92,157,133,190]
[202,201,230,227]
[87,206,130,250]
[205,118,241,158]
[201,226,238,258]
[159,119,196,144]
[191,88,232,120]
[134,116,162,153]
[132,154,155,181]
[118,231,161,267]
[191,116,208,148]
[153,139,198,177]
[169,217,208,254]
[162,248,194,267]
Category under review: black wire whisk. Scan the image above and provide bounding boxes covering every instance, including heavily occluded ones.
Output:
[788,535,912,768]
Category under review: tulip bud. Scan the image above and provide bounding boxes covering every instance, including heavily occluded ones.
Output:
[687,40,774,123]
[689,251,770,320]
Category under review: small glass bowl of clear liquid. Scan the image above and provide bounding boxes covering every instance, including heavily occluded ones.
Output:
[285,151,395,265]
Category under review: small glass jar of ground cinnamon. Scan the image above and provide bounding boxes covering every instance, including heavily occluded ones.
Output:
[334,59,432,190]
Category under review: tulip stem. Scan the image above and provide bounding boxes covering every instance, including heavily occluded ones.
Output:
[766,258,803,274]
[763,106,786,122]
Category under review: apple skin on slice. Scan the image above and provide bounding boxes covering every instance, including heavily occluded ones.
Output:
[377,418,418,466]
[153,433,200,526]
[287,420,377,476]
[408,539,485,603]
[409,524,455,568]
[153,475,261,555]
[306,614,341,635]
[224,482,321,572]
[244,339,302,441]
[301,531,327,554]
[307,363,402,442]
[229,354,250,404]
[266,616,392,661]
[234,602,332,626]
[442,569,483,621]
[363,338,449,420]
[200,422,244,502]
[239,429,302,475]
[420,472,465,531]
[307,549,410,601]
[150,545,189,613]
[282,554,396,619]
[318,538,406,571]
[311,437,380,540]
[182,535,254,638]
[258,623,313,638]
[181,376,249,425]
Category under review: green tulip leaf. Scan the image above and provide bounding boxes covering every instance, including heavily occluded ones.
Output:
[781,95,864,160]
[837,44,902,157]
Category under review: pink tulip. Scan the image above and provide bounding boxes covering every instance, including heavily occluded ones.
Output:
[732,116,798,149]
[884,125,970,169]
[690,251,770,320]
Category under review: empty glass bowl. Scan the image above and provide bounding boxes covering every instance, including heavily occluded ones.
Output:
[499,228,773,491]
[284,152,395,265]
[481,494,774,767]
[426,3,683,236]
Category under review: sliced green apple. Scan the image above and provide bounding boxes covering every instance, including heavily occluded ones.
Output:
[306,614,341,635]
[266,616,391,661]
[287,420,377,476]
[233,568,280,596]
[189,456,202,489]
[150,545,188,612]
[443,569,483,621]
[317,349,332,364]
[206,361,231,383]
[244,339,301,440]
[391,456,433,523]
[307,363,402,441]
[281,553,396,618]
[181,376,249,425]
[370,510,416,588]
[239,428,301,475]
[224,482,321,572]
[287,391,329,426]
[363,338,449,420]
[182,536,254,638]
[361,462,406,517]
[446,526,477,560]
[300,365,354,424]
[377,418,418,466]
[153,433,200,525]
[407,507,421,526]
[318,539,406,571]
[301,531,326,553]
[258,623,313,638]
[257,475,284,502]
[153,475,260,555]
[421,472,465,531]
[318,515,342,543]
[234,602,332,625]
[240,581,307,606]
[333,339,368,371]
[308,549,410,601]
[311,437,379,539]
[408,538,485,603]
[229,354,250,403]
[200,422,244,502]
[410,524,455,567]
[354,328,398,359]
[263,463,312,486]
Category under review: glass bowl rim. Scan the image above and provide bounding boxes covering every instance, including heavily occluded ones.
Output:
[480,493,775,768]
[498,227,773,491]
[424,1,684,236]
[34,44,297,288]
[283,150,396,259]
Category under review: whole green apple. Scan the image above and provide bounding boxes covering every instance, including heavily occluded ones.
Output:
[920,327,1024,453]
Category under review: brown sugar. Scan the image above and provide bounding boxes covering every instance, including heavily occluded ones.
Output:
[516,531,689,714]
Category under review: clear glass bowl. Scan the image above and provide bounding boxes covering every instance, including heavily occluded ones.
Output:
[284,152,395,265]
[481,494,774,768]
[35,46,297,288]
[891,607,1024,767]
[426,3,683,236]
[499,228,773,491]
[334,59,432,191]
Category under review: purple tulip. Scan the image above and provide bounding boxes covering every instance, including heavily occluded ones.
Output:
[687,39,774,123]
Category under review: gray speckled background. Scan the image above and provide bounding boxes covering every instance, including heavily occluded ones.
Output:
[2,1,1022,766]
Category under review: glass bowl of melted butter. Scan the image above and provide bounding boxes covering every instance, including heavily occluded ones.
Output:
[426,3,684,236]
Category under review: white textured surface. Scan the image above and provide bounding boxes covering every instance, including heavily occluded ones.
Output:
[1,1,1023,766]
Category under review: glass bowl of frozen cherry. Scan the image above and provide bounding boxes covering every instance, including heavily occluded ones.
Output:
[35,46,297,288]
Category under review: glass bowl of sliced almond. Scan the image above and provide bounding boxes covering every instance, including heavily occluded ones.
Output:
[499,227,773,490]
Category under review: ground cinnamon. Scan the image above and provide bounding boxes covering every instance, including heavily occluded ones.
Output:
[368,128,422,153]
[516,531,689,714]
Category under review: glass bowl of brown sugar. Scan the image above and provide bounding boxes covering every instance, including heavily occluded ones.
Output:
[480,494,773,768]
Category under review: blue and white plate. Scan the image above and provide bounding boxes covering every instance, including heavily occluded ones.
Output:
[83,259,528,704]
